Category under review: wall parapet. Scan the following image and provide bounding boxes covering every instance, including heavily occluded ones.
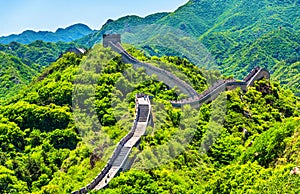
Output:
[71,38,271,193]
[71,94,151,194]
[108,40,270,108]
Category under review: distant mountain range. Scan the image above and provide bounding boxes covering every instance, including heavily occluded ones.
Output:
[0,1,299,193]
[75,0,299,93]
[0,23,94,44]
[1,0,299,95]
[0,40,81,99]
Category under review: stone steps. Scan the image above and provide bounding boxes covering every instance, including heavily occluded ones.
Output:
[138,105,149,122]
[112,147,131,167]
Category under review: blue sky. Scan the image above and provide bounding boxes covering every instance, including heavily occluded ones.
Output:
[0,0,189,36]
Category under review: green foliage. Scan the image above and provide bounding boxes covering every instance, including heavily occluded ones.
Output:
[6,52,81,106]
[0,102,72,132]
[95,79,300,194]
[201,162,300,193]
[76,0,300,93]
[0,41,82,68]
[0,114,25,152]
[0,51,83,193]
[0,39,85,100]
[0,1,299,192]
[242,118,300,167]
[0,42,299,194]
[0,165,28,193]
[220,30,300,82]
[272,61,300,94]
[0,52,38,99]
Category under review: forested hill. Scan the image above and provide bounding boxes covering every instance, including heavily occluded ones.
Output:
[0,52,38,99]
[1,45,299,193]
[2,0,298,93]
[0,24,94,44]
[75,0,300,93]
[75,12,169,46]
[0,40,82,99]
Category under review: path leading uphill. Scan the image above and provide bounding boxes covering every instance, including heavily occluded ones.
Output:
[72,94,152,194]
[110,41,270,108]
[71,36,270,193]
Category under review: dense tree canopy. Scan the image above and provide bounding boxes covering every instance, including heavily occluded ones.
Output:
[0,44,299,193]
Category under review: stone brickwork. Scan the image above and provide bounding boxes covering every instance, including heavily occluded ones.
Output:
[103,34,121,48]
[246,68,270,87]
[110,42,198,97]
[71,94,152,194]
[109,41,270,108]
[72,36,271,193]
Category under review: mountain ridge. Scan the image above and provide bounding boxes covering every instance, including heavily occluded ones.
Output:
[0,23,94,44]
[1,0,299,95]
[75,0,299,93]
[1,44,299,193]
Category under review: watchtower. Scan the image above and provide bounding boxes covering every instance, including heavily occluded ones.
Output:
[103,34,121,47]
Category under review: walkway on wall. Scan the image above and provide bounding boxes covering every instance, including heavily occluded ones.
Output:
[72,39,270,193]
[71,94,152,194]
[110,42,270,108]
[111,42,199,97]
[171,79,246,107]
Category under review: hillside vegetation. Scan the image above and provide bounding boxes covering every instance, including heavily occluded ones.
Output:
[76,0,300,93]
[0,45,299,193]
[0,40,83,99]
[0,0,299,193]
[2,0,299,94]
[0,52,38,99]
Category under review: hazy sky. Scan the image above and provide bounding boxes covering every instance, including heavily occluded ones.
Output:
[0,0,189,36]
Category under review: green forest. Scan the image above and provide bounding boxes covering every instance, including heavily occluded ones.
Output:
[76,0,300,94]
[0,40,83,99]
[0,0,300,193]
[0,44,299,193]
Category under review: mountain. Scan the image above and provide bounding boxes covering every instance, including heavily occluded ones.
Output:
[77,0,300,48]
[75,12,169,47]
[0,24,94,44]
[0,40,81,67]
[76,0,300,93]
[0,40,83,99]
[0,45,299,193]
[272,61,300,95]
[0,52,38,99]
[220,29,300,76]
[0,1,299,193]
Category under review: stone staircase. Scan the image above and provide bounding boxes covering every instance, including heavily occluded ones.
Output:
[138,105,150,122]
[71,36,271,193]
[112,147,131,166]
[71,94,152,194]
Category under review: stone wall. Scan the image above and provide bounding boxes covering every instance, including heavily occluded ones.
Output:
[71,39,271,193]
[71,95,152,194]
[171,80,247,108]
[103,34,121,48]
[247,68,270,87]
[108,41,270,109]
[110,42,198,97]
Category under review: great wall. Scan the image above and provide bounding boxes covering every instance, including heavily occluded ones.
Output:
[71,34,270,193]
